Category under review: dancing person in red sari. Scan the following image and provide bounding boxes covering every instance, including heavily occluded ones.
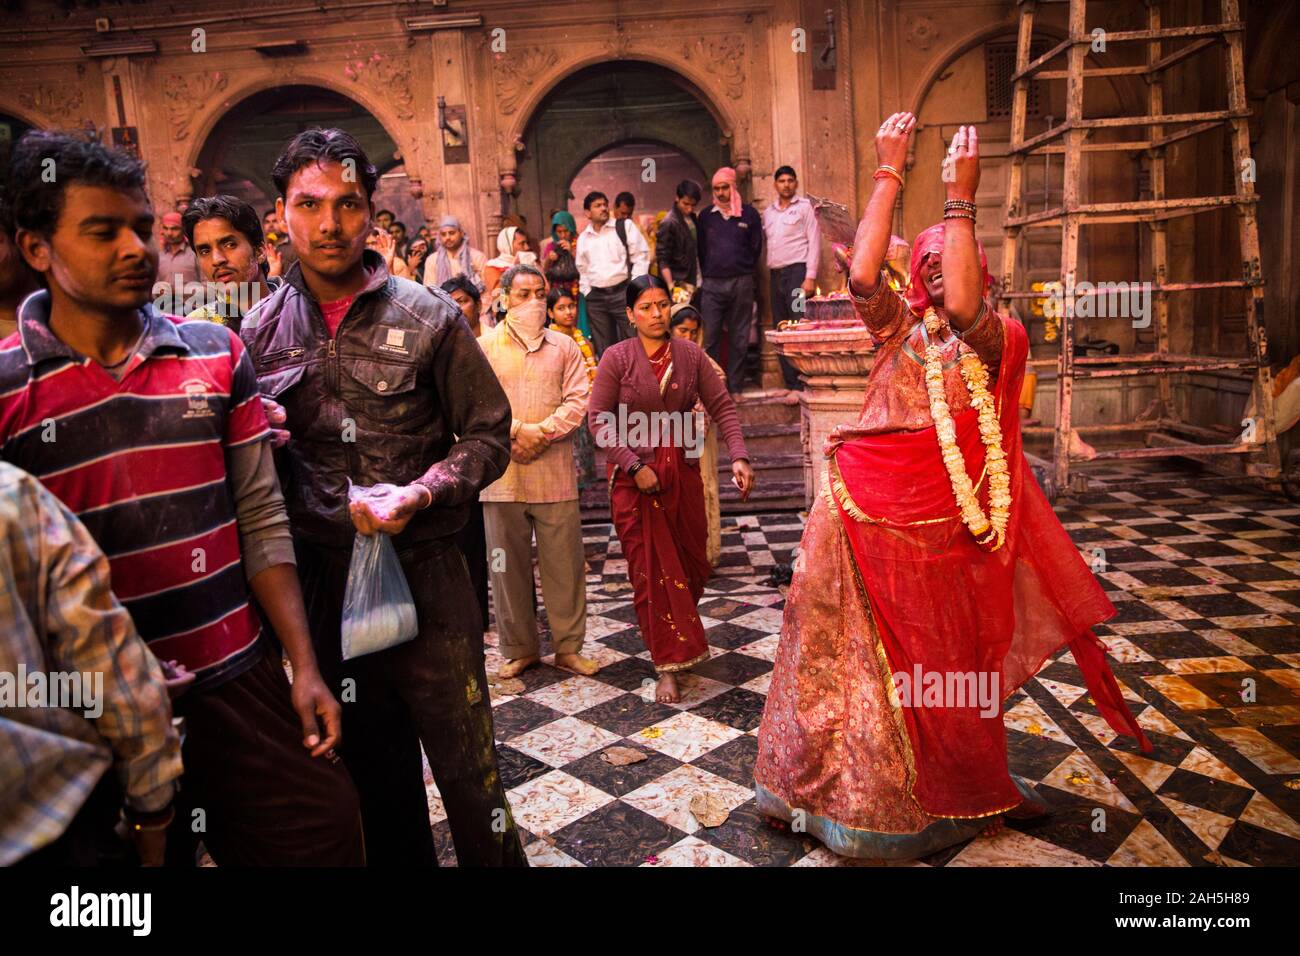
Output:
[754,114,1150,860]
[589,275,755,702]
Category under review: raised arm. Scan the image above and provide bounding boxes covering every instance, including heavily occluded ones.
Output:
[940,125,983,331]
[849,112,916,298]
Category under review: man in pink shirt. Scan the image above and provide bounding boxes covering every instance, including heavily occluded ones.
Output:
[478,262,598,678]
[762,165,821,390]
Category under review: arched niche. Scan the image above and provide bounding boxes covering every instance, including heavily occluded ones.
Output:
[188,83,417,226]
[510,60,729,239]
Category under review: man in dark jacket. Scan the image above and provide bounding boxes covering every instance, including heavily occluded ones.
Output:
[697,166,764,393]
[655,179,701,295]
[240,128,527,867]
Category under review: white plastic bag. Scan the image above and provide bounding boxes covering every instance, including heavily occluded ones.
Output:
[341,484,419,660]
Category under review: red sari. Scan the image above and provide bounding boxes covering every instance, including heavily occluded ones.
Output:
[755,224,1148,857]
[828,312,1148,818]
[608,341,712,672]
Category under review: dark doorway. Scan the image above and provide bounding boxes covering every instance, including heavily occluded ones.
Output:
[192,85,418,227]
[513,61,727,240]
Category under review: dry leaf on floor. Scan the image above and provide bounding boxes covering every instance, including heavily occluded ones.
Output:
[601,746,649,766]
[489,676,525,696]
[688,790,730,828]
[1131,586,1180,601]
[640,727,664,739]
[1026,722,1044,736]
[1065,770,1093,787]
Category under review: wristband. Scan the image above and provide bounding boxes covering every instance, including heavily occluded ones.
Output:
[628,462,643,477]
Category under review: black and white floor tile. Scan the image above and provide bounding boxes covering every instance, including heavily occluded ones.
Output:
[426,482,1300,867]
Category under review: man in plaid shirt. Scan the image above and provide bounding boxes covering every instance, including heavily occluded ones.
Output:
[0,461,182,865]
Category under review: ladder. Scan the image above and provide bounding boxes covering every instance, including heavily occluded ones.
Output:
[999,0,1280,493]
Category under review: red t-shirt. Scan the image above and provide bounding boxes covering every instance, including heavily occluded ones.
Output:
[321,295,356,338]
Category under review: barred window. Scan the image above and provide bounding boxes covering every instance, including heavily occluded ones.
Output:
[986,40,1046,119]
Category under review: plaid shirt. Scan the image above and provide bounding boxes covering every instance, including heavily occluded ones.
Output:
[0,462,181,865]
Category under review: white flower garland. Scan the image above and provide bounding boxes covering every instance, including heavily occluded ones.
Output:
[922,308,1011,550]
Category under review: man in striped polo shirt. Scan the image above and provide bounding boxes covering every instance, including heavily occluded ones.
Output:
[0,130,363,866]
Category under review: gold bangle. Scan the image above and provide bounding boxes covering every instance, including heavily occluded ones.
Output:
[874,165,904,187]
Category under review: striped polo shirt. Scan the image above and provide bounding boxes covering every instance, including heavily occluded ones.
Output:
[0,291,271,691]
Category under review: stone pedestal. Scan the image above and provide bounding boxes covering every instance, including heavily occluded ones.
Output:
[767,314,876,508]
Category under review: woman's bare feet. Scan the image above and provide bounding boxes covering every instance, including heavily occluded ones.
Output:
[656,673,681,703]
[980,815,1006,838]
[497,655,540,679]
[555,652,600,676]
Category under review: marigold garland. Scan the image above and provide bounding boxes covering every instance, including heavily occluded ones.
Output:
[922,308,1011,550]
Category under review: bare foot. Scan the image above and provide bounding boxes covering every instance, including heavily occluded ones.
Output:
[656,673,680,703]
[497,655,540,679]
[1068,428,1097,460]
[555,652,600,676]
[981,815,1006,838]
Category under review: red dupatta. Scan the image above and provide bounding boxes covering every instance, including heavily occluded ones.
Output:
[827,309,1149,819]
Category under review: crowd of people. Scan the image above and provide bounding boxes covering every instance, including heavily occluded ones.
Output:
[0,116,1148,869]
[135,162,823,399]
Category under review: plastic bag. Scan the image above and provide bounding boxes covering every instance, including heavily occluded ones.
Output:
[341,484,419,660]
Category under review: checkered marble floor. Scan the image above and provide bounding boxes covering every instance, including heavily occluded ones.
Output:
[425,481,1300,867]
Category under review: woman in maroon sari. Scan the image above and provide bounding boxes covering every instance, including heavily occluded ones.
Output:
[754,115,1150,859]
[589,275,754,702]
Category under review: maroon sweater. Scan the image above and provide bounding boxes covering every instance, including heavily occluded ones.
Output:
[588,336,749,473]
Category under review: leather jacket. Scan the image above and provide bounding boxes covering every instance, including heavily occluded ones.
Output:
[654,208,698,286]
[239,250,511,550]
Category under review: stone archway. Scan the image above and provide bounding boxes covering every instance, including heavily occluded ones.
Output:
[190,84,418,226]
[509,60,730,239]
[171,67,423,216]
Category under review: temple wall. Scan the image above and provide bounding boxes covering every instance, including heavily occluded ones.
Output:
[0,0,1294,442]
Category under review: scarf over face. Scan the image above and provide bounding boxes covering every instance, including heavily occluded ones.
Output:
[504,297,547,352]
[433,214,477,288]
[710,167,742,220]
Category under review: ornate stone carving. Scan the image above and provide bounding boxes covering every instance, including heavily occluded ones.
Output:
[680,35,746,100]
[344,51,416,122]
[903,14,939,52]
[18,81,86,126]
[604,29,633,61]
[493,47,559,115]
[163,71,229,142]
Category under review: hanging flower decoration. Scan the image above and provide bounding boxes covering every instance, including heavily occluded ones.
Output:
[922,308,1011,551]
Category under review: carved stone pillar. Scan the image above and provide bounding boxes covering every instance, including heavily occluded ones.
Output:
[767,315,875,507]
